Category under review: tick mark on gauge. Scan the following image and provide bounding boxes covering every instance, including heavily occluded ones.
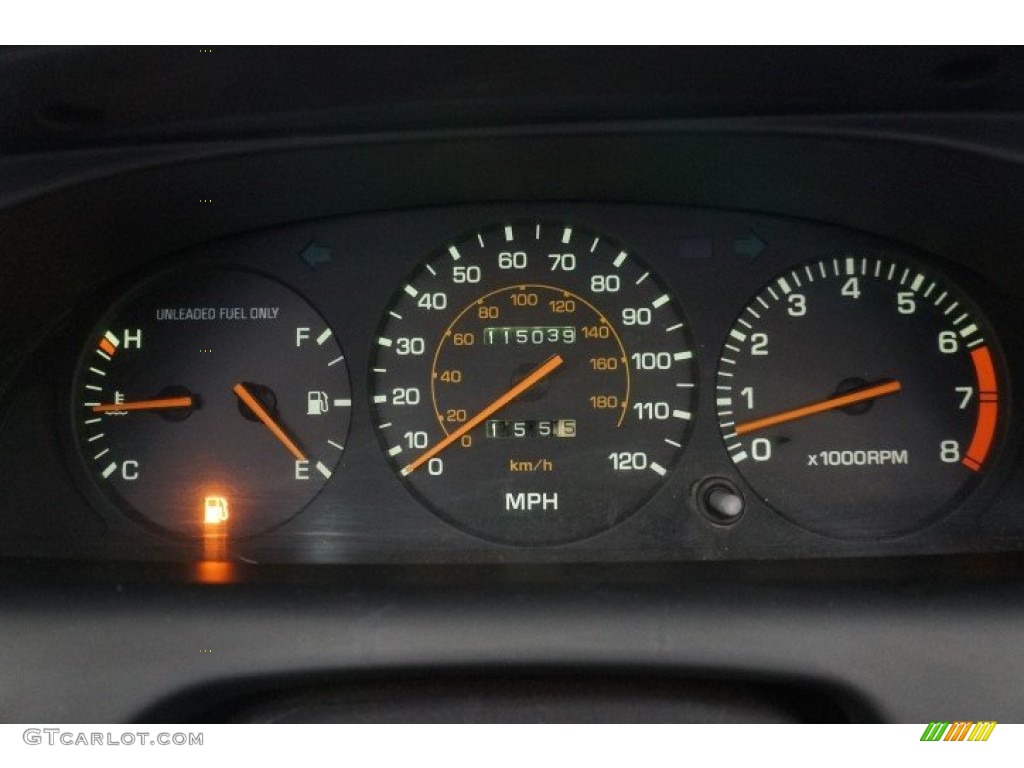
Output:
[316,328,333,345]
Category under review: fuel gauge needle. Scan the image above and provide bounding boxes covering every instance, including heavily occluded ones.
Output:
[734,380,902,436]
[233,382,307,462]
[92,396,193,413]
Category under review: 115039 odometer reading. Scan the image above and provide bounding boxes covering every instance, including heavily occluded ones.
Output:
[372,222,696,545]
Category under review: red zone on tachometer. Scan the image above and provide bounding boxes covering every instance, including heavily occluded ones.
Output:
[964,345,999,472]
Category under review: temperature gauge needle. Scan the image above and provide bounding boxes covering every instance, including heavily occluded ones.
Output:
[402,353,564,476]
[92,396,193,413]
[233,382,307,462]
[734,380,902,436]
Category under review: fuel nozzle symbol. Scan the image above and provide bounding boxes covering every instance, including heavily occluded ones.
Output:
[307,391,329,415]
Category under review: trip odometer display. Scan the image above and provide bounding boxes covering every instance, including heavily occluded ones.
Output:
[372,222,696,545]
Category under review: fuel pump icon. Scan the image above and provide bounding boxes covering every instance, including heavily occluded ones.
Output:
[307,391,329,415]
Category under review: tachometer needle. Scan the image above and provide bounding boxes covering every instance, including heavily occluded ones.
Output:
[92,396,193,413]
[734,380,902,436]
[401,353,564,476]
[233,382,307,462]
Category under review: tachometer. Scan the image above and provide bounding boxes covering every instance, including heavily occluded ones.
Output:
[372,222,696,545]
[716,256,1003,537]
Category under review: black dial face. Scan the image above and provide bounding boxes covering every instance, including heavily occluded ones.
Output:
[73,269,352,537]
[716,256,1002,538]
[372,222,697,545]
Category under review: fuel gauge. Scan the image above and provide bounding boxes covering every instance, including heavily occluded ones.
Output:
[72,268,352,537]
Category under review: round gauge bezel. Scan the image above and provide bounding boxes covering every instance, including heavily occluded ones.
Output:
[714,254,1010,540]
[68,264,353,540]
[368,220,699,547]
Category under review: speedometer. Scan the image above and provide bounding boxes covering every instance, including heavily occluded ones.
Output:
[371,222,696,545]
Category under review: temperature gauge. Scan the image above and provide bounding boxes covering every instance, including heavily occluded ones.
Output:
[72,268,352,537]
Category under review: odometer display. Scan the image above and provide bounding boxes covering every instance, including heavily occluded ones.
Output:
[372,222,696,545]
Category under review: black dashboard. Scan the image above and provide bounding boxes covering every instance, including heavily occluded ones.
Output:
[1,46,1023,724]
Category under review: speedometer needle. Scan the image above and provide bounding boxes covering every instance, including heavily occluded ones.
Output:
[401,353,564,476]
[734,380,902,436]
[233,382,307,462]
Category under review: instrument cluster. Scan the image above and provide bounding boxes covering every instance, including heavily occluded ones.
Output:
[5,203,1022,565]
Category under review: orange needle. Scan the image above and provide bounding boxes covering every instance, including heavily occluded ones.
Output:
[233,383,307,462]
[92,396,193,413]
[402,353,564,476]
[735,380,902,436]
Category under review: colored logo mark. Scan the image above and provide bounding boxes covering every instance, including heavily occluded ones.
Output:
[920,721,997,741]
